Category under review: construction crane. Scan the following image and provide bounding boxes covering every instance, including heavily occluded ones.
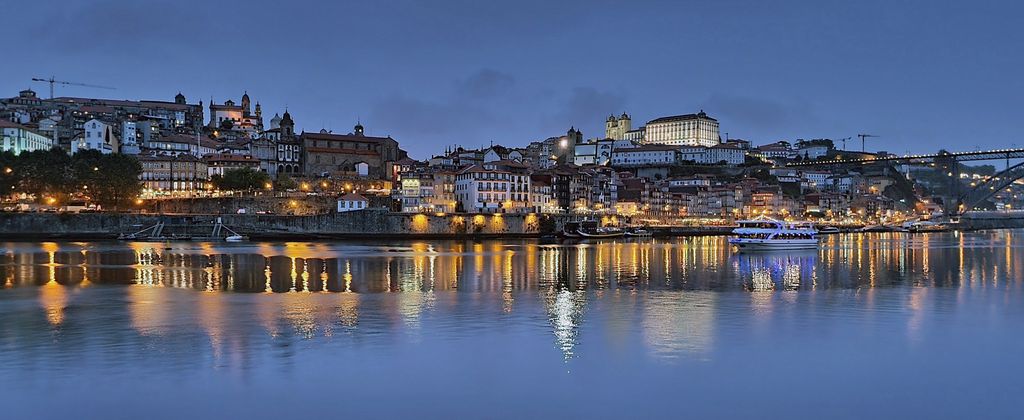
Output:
[857,133,880,152]
[31,76,115,99]
[836,136,853,150]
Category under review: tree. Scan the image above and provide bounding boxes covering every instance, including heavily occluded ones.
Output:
[214,167,270,191]
[88,154,142,210]
[274,174,298,191]
[0,150,18,196]
[17,148,73,203]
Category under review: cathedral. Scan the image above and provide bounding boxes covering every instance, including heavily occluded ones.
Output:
[208,91,264,138]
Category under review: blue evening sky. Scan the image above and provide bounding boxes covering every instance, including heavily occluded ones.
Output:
[2,0,1021,158]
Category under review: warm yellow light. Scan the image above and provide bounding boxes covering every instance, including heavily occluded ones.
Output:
[289,200,298,207]
[46,197,56,205]
[411,214,429,232]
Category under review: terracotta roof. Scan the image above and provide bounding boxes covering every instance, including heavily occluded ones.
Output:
[340,192,368,201]
[648,111,716,124]
[0,119,27,129]
[301,131,392,143]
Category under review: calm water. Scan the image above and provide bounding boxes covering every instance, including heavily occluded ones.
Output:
[1,232,1023,419]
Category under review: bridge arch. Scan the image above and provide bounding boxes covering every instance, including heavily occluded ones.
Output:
[959,161,1024,212]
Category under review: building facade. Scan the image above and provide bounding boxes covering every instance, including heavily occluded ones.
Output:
[642,111,720,147]
[0,120,52,154]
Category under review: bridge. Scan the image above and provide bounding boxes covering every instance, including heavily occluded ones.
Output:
[785,147,1024,215]
[785,148,1024,167]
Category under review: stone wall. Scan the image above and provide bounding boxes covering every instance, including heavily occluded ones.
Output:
[0,210,552,240]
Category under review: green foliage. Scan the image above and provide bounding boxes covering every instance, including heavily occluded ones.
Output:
[274,174,298,191]
[2,149,142,209]
[214,167,271,191]
[87,154,143,210]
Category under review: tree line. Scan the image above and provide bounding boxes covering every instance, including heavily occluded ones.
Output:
[0,149,142,210]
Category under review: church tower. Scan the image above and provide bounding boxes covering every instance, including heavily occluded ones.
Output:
[280,110,295,139]
[241,91,251,116]
[175,92,186,105]
[605,115,617,139]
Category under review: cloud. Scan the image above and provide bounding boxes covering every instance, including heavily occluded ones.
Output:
[455,69,516,100]
[703,93,816,132]
[546,87,628,135]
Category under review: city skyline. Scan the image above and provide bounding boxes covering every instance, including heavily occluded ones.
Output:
[3,0,1023,159]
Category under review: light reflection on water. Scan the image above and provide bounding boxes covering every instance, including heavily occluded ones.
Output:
[0,230,1023,418]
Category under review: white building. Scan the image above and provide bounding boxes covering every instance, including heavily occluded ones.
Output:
[337,192,369,212]
[642,111,720,147]
[611,145,678,166]
[801,170,830,190]
[0,120,53,155]
[454,161,531,213]
[120,120,140,154]
[704,144,746,165]
[71,119,118,154]
[148,133,219,157]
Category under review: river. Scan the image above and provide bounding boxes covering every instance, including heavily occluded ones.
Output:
[1,231,1022,419]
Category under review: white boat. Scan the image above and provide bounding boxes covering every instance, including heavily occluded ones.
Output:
[728,217,818,251]
[906,220,949,233]
[816,226,841,234]
[225,234,246,242]
[624,228,653,237]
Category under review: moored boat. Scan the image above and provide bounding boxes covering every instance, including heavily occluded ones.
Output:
[906,220,949,233]
[728,216,818,251]
[624,228,653,237]
[577,221,624,238]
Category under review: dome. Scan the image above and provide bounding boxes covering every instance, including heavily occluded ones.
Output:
[242,91,249,101]
[607,115,615,122]
[620,112,629,119]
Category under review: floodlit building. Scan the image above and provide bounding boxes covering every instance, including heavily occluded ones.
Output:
[0,120,53,155]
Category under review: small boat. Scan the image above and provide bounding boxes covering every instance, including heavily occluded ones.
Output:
[624,228,653,237]
[728,216,818,251]
[225,234,246,242]
[816,226,841,234]
[906,220,949,233]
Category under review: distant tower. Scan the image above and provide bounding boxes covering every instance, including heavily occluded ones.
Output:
[618,112,631,137]
[280,110,295,139]
[255,102,262,118]
[354,121,364,136]
[605,115,617,139]
[567,126,583,144]
[175,92,186,105]
[241,91,251,116]
[270,113,282,130]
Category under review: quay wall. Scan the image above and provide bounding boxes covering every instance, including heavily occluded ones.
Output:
[0,210,550,240]
[959,211,1024,230]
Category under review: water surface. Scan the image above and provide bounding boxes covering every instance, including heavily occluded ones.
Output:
[1,232,1022,419]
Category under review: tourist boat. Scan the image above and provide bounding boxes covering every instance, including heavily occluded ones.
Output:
[561,222,583,238]
[576,221,625,238]
[728,217,818,251]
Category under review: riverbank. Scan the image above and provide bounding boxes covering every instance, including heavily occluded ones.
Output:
[2,211,1021,241]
